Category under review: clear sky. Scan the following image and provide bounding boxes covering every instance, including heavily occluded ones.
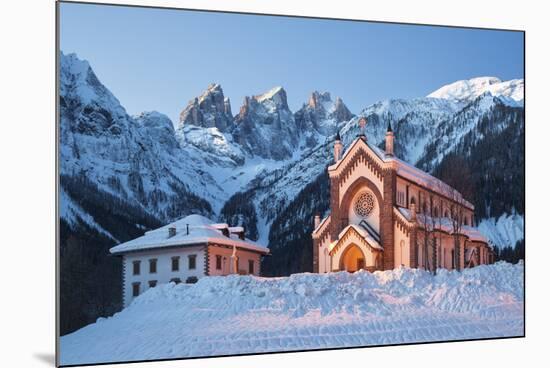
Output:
[59,2,524,124]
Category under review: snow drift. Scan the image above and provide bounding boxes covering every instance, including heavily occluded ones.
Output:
[60,262,524,365]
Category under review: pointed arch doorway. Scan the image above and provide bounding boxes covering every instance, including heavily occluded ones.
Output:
[339,243,366,272]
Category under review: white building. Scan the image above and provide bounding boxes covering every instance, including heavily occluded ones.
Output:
[110,214,269,307]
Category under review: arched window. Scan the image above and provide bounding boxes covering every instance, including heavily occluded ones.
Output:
[463,216,468,226]
[434,207,439,218]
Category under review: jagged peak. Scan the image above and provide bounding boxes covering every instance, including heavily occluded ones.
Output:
[206,83,222,92]
[308,91,332,109]
[255,86,287,103]
[179,83,233,131]
[196,83,224,103]
[60,51,91,73]
[59,50,126,112]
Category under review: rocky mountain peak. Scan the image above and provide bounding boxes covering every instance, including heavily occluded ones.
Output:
[308,91,332,109]
[331,96,354,123]
[253,86,289,110]
[233,86,297,160]
[178,83,233,132]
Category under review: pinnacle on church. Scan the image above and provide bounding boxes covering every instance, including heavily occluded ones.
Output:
[358,117,367,138]
[335,131,341,141]
[387,122,393,132]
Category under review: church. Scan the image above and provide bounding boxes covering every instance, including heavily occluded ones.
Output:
[312,118,494,273]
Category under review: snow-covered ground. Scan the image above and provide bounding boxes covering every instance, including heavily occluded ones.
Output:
[60,262,524,366]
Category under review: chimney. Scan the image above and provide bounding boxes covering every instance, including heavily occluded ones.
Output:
[358,117,367,140]
[385,122,394,157]
[168,226,176,238]
[238,230,245,240]
[410,198,417,222]
[314,214,321,229]
[333,132,343,162]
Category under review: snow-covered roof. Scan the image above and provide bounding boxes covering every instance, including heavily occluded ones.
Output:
[313,215,330,234]
[228,226,244,233]
[334,224,384,251]
[110,214,269,255]
[397,207,488,244]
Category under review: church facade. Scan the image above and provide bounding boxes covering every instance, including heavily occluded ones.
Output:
[312,118,494,273]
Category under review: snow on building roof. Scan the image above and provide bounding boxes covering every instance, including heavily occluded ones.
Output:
[228,226,244,233]
[335,224,384,251]
[397,207,488,244]
[313,215,330,235]
[110,214,269,255]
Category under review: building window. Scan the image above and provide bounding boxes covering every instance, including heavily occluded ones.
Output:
[132,261,141,275]
[188,254,197,270]
[397,191,405,206]
[170,278,181,284]
[354,191,375,218]
[171,256,180,272]
[216,255,222,270]
[148,280,157,288]
[149,258,157,274]
[132,282,140,297]
[248,260,254,274]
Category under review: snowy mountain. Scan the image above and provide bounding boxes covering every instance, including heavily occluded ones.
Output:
[59,53,227,231]
[179,83,233,132]
[341,97,461,164]
[478,213,524,249]
[294,91,354,148]
[427,76,524,105]
[232,87,300,160]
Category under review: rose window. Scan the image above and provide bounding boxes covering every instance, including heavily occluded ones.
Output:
[354,192,375,217]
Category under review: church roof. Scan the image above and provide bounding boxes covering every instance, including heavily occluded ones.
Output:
[329,137,474,210]
[336,224,384,251]
[397,207,488,244]
[110,214,269,255]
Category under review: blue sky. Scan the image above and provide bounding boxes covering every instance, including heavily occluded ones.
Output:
[60,2,524,124]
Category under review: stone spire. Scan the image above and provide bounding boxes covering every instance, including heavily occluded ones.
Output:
[334,131,343,162]
[385,122,395,157]
[358,117,367,140]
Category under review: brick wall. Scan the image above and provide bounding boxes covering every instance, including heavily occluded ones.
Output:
[382,168,396,270]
